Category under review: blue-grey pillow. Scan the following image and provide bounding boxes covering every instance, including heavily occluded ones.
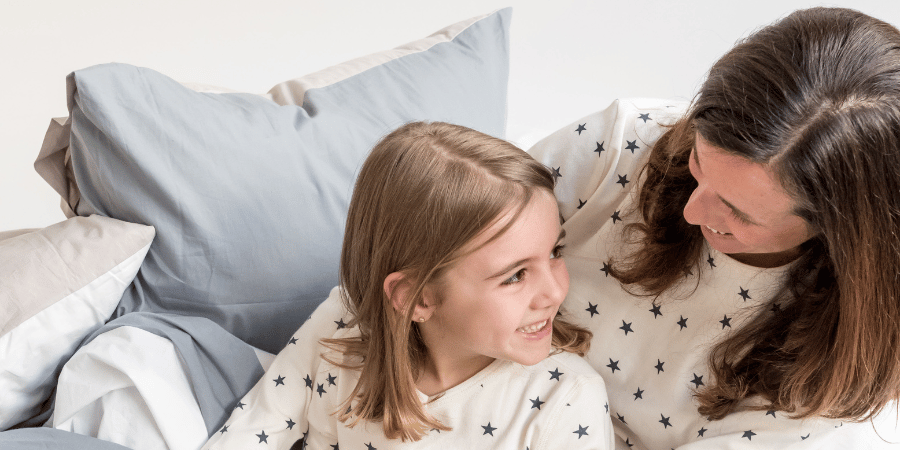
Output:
[63,9,511,353]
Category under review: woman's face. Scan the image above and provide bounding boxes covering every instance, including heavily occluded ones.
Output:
[682,133,815,267]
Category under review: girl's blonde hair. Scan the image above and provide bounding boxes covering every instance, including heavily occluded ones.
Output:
[324,121,591,441]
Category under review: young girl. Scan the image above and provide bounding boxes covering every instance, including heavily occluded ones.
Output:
[202,121,613,449]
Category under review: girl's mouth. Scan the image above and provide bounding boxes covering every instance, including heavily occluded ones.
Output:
[517,319,549,334]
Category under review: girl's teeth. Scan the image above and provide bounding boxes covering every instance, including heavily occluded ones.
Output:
[517,320,547,334]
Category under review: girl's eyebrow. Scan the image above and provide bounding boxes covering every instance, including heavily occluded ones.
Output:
[486,229,566,281]
[692,146,760,226]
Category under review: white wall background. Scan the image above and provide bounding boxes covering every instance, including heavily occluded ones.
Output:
[2,0,899,231]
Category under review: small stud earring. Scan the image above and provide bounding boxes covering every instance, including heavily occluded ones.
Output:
[417,317,425,322]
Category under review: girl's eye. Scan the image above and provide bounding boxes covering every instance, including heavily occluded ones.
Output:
[502,268,526,285]
[551,244,566,259]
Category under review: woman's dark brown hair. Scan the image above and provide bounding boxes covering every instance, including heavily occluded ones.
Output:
[611,7,900,421]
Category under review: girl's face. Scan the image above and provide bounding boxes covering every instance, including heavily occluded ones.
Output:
[418,190,568,385]
[683,133,815,267]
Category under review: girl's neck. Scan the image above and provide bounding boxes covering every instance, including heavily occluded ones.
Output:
[416,353,495,397]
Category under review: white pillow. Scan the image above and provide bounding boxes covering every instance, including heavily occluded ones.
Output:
[0,215,155,430]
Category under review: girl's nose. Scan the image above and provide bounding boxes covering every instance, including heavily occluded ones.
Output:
[535,262,569,309]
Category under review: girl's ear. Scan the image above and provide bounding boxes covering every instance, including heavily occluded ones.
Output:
[384,272,437,321]
[384,271,410,313]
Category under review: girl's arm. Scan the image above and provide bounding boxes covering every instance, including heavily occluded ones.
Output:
[201,287,346,450]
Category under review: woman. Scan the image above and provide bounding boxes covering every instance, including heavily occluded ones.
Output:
[529,6,900,449]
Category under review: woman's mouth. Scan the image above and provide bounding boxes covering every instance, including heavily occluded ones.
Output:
[705,225,732,236]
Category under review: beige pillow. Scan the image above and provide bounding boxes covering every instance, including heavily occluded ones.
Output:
[0,215,154,430]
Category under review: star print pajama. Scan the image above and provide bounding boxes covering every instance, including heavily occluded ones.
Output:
[201,286,615,450]
[528,98,898,449]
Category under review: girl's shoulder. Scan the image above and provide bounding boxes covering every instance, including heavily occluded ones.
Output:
[507,351,606,391]
[538,351,605,381]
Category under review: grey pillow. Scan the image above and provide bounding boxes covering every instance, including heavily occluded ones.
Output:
[60,9,511,353]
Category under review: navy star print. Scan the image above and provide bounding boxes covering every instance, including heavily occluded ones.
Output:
[659,414,671,428]
[316,383,326,397]
[304,374,313,388]
[334,318,347,329]
[638,113,651,123]
[530,396,545,410]
[607,359,620,373]
[575,123,587,134]
[690,374,705,388]
[585,302,599,317]
[649,303,662,318]
[548,368,563,381]
[743,430,756,440]
[595,141,605,156]
[719,315,732,329]
[616,174,630,187]
[620,320,633,335]
[482,422,497,436]
[573,425,589,439]
[625,140,640,153]
[677,316,688,330]
[633,387,644,400]
[256,430,269,443]
[739,287,751,301]
[600,262,611,277]
[654,359,664,374]
[274,375,285,386]
[611,210,622,223]
[326,373,337,386]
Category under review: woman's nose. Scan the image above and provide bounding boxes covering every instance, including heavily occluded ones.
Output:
[683,185,711,226]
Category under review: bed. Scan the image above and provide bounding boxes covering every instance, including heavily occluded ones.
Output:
[2,3,899,450]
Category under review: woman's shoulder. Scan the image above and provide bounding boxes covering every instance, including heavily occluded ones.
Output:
[526,98,687,235]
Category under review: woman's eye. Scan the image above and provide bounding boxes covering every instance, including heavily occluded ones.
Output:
[502,269,526,285]
[730,209,754,226]
[551,244,566,259]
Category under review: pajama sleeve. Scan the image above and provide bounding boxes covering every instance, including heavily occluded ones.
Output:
[201,287,346,450]
[541,375,615,450]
